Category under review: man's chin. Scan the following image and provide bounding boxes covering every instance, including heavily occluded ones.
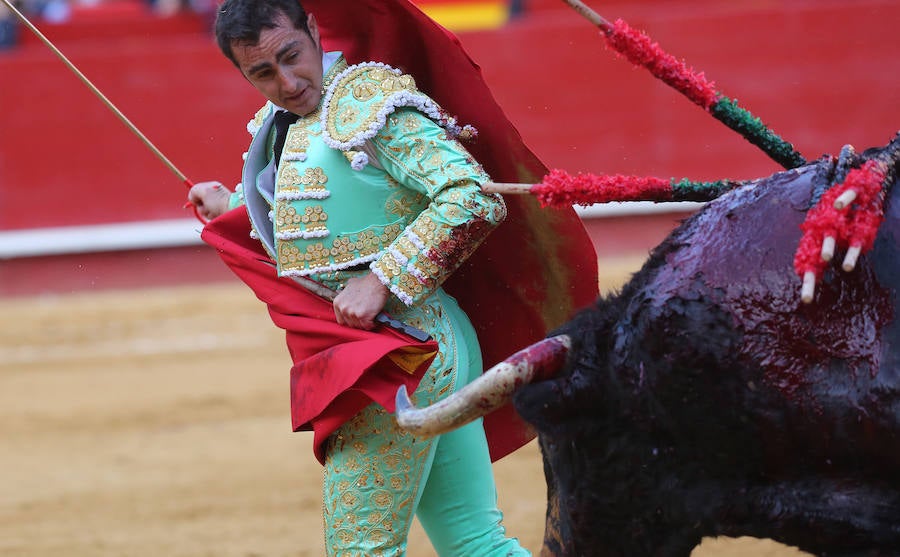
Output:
[283,98,318,116]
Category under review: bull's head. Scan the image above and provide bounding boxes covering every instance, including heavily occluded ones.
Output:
[397,135,900,557]
[396,335,572,437]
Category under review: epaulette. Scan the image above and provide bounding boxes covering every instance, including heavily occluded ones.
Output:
[320,62,476,152]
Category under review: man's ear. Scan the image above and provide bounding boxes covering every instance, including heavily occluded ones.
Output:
[307,13,322,53]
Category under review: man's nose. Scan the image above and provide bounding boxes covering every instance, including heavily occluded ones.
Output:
[276,68,296,91]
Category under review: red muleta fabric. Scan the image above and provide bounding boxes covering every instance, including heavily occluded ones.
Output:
[202,208,439,464]
[203,0,600,463]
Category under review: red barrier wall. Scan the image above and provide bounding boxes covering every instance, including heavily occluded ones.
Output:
[1,0,897,232]
[0,9,257,230]
[483,0,899,181]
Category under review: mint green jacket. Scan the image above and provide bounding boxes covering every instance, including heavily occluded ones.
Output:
[231,53,506,306]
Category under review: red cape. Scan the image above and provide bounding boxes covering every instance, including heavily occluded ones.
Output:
[203,208,439,464]
[204,0,599,462]
[311,0,599,457]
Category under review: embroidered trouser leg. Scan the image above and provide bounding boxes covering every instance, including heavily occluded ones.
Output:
[322,288,459,556]
[323,403,437,557]
[322,289,526,556]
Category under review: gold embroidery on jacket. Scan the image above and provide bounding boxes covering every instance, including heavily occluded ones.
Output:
[284,125,311,155]
[352,81,378,102]
[338,105,361,126]
[277,224,404,272]
[276,205,328,234]
[277,165,329,200]
[326,65,419,144]
[300,167,328,190]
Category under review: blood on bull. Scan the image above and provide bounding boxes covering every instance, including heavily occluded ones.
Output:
[398,133,900,556]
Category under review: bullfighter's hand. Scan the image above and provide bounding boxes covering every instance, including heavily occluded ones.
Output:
[188,181,231,221]
[333,273,391,330]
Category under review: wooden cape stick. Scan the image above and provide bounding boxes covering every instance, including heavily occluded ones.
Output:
[561,0,614,31]
[482,182,533,195]
[0,0,193,188]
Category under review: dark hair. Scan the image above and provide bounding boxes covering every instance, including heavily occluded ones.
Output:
[215,0,310,67]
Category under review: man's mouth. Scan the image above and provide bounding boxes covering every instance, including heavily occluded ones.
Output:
[285,87,308,105]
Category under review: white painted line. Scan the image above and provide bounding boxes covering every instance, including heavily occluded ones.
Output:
[0,219,205,259]
[0,203,703,260]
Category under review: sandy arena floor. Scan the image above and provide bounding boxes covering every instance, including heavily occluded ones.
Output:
[0,260,810,556]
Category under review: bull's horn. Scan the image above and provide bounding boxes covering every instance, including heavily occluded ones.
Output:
[395,334,572,437]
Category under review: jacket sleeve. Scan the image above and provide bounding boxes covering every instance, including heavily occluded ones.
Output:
[228,184,246,210]
[367,107,507,306]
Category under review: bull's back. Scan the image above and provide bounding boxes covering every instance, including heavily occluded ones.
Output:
[648,155,900,475]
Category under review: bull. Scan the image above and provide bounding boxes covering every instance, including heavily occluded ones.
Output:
[397,134,900,556]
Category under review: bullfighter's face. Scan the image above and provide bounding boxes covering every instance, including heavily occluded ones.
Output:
[231,12,324,116]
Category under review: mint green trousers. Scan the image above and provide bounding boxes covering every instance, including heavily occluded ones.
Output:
[322,289,529,556]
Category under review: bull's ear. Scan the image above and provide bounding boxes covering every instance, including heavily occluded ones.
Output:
[550,292,627,360]
[512,379,567,431]
[512,353,608,431]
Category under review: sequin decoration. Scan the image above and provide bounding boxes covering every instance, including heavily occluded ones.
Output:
[277,223,405,274]
[323,298,454,555]
[277,165,330,200]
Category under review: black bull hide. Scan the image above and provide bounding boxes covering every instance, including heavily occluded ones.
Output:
[512,137,900,556]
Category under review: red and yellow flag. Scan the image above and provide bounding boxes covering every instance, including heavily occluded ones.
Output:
[411,0,512,31]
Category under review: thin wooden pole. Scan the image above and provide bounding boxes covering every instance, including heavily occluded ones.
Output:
[560,0,613,33]
[481,182,534,195]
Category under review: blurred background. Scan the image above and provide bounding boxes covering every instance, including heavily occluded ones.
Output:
[0,1,897,555]
[1,0,897,296]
